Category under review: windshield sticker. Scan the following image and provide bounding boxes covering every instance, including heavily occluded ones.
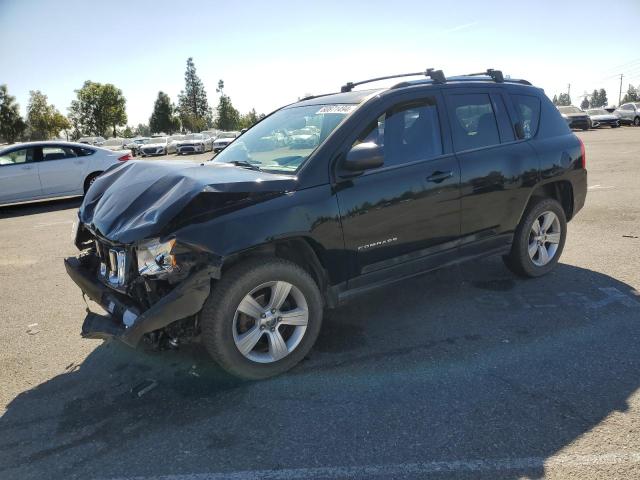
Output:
[316,105,357,115]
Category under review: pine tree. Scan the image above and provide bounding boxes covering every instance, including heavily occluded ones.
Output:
[215,94,240,131]
[589,89,599,108]
[149,91,180,134]
[177,58,212,132]
[598,88,607,107]
[552,94,559,106]
[620,85,638,104]
[580,97,590,110]
[557,93,572,106]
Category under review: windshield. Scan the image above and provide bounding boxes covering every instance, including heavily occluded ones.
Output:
[168,135,184,142]
[213,104,356,173]
[145,137,167,144]
[558,106,582,114]
[104,138,123,146]
[219,132,238,138]
[184,134,204,140]
[587,109,607,115]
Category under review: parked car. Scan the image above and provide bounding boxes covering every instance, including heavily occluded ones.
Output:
[212,131,240,153]
[585,109,620,128]
[289,127,321,148]
[176,133,213,154]
[0,141,131,206]
[557,106,591,130]
[166,135,185,154]
[66,69,587,380]
[140,137,169,156]
[77,136,106,146]
[614,102,640,126]
[125,137,149,156]
[102,138,130,151]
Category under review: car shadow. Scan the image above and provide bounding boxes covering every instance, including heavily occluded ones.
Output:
[0,197,82,219]
[1,258,639,479]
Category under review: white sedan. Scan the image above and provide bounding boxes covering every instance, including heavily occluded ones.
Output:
[0,141,132,206]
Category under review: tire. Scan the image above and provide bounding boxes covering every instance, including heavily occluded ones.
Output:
[200,257,323,380]
[503,197,567,278]
[83,172,102,194]
[634,116,640,127]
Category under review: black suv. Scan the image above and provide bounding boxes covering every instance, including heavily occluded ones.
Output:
[66,69,587,379]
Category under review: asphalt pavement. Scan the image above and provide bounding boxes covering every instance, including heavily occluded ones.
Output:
[0,128,639,479]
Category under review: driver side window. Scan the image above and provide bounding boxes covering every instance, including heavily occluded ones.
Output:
[354,98,443,168]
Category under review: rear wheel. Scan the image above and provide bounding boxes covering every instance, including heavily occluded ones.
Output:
[200,258,323,380]
[503,198,567,278]
[83,172,102,194]
[634,116,640,126]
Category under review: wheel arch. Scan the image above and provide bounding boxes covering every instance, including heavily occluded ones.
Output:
[220,237,336,308]
[83,171,103,193]
[523,180,575,222]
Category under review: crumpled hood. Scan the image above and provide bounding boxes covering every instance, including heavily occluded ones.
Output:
[79,160,297,243]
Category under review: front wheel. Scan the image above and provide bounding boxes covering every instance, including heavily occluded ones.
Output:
[634,117,640,127]
[503,198,567,278]
[200,258,323,380]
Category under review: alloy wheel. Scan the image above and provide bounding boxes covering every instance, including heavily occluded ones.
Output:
[232,281,309,363]
[528,211,561,267]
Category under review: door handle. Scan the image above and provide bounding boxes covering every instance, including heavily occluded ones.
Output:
[426,171,453,183]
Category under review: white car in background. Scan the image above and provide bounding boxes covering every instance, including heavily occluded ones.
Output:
[166,135,185,154]
[0,141,132,206]
[140,137,169,156]
[176,133,213,155]
[212,131,240,152]
[102,138,130,151]
[77,136,106,146]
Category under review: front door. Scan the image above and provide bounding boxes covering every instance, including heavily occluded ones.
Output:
[0,146,41,203]
[335,94,461,289]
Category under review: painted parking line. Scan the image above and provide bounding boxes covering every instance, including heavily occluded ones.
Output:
[102,452,640,480]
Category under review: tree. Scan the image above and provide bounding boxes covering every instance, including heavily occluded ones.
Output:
[580,97,590,110]
[552,94,559,106]
[26,90,70,140]
[557,93,572,106]
[68,81,127,137]
[177,58,212,132]
[598,88,608,107]
[239,108,260,129]
[589,89,599,108]
[621,85,639,104]
[134,123,151,137]
[0,84,26,143]
[121,125,134,138]
[215,94,240,131]
[149,91,180,134]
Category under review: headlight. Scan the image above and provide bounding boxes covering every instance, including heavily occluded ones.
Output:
[136,238,176,276]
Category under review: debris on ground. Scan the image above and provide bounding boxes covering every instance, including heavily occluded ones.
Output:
[131,379,158,398]
[622,235,638,239]
[26,323,40,335]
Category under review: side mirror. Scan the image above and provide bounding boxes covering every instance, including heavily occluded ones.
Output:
[514,121,526,140]
[343,142,384,171]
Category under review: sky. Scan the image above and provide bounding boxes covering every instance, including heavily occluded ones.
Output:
[1,0,640,127]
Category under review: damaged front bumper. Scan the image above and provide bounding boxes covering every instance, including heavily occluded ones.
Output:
[64,256,220,347]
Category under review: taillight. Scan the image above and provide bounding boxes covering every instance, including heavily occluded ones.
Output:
[578,138,586,169]
[118,153,132,162]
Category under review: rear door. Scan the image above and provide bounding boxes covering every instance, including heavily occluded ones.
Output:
[0,147,42,203]
[37,145,86,195]
[335,93,461,289]
[444,89,538,255]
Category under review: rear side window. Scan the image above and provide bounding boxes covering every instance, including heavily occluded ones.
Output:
[72,146,95,156]
[447,94,500,151]
[512,94,541,139]
[355,98,443,168]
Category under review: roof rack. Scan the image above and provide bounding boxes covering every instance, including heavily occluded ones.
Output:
[463,68,504,83]
[340,68,446,92]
